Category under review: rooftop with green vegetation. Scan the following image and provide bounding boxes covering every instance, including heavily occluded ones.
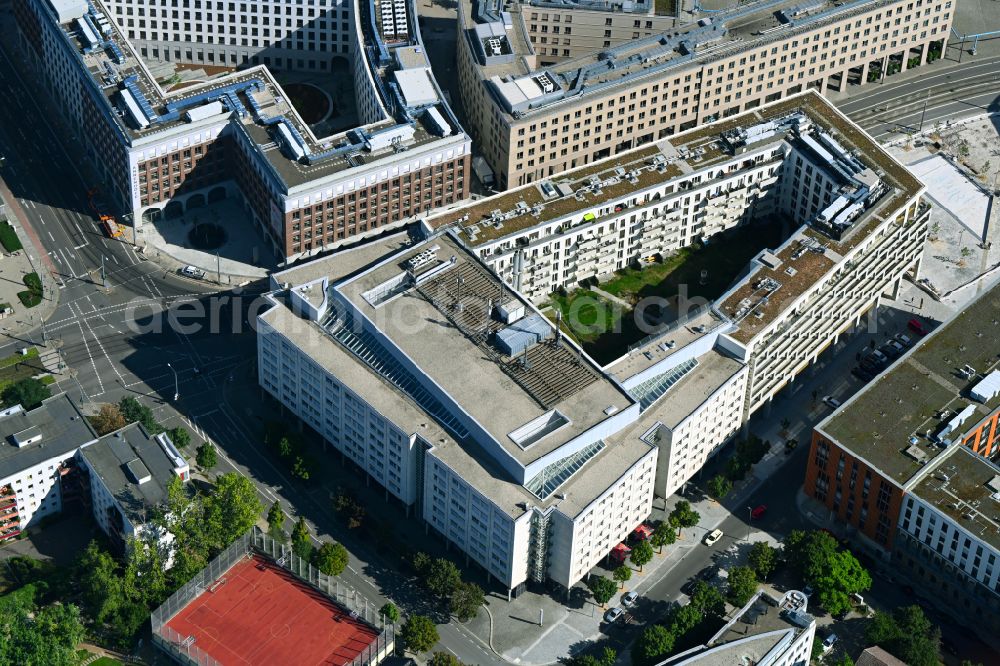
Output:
[819,278,1000,487]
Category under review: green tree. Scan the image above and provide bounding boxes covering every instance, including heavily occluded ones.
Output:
[426,558,462,597]
[669,500,700,537]
[828,656,855,666]
[650,521,677,553]
[196,442,218,470]
[291,516,313,560]
[727,566,758,606]
[568,647,617,666]
[587,575,618,607]
[748,541,778,580]
[667,603,702,637]
[314,542,349,576]
[401,614,439,653]
[428,652,464,666]
[75,541,123,625]
[267,501,286,542]
[412,551,432,575]
[865,605,940,666]
[707,474,732,499]
[203,473,261,548]
[291,455,311,481]
[449,581,484,622]
[783,529,838,582]
[632,624,675,666]
[630,540,654,572]
[814,549,871,616]
[689,580,726,619]
[613,564,632,588]
[379,602,400,626]
[169,426,192,448]
[123,534,169,608]
[2,378,50,410]
[0,586,85,666]
[118,396,161,433]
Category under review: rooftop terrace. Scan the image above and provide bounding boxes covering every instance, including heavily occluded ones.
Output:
[334,232,635,465]
[820,277,1000,487]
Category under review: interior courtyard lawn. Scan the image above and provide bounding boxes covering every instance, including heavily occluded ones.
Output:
[600,220,790,306]
[548,289,624,345]
[551,219,792,364]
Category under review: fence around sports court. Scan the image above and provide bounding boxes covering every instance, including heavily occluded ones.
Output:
[150,527,395,666]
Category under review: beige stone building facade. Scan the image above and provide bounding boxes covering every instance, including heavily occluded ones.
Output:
[458,0,953,190]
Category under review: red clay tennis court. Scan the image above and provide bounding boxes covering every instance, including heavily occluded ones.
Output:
[164,555,379,666]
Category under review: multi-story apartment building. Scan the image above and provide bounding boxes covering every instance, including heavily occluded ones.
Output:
[458,0,952,189]
[805,280,1000,646]
[429,91,928,418]
[257,230,662,595]
[258,91,928,593]
[660,590,817,666]
[0,395,97,541]
[15,0,470,263]
[521,0,682,64]
[79,423,190,559]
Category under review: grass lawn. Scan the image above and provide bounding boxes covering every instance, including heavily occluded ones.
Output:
[89,657,125,666]
[548,290,624,344]
[0,348,47,393]
[600,221,788,306]
[0,223,23,252]
[549,220,791,364]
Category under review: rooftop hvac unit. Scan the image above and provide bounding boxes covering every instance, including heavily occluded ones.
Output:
[534,73,555,94]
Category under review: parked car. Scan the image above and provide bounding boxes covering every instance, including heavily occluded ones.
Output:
[880,343,902,360]
[179,265,205,279]
[704,529,723,546]
[822,395,841,409]
[604,607,624,623]
[822,633,839,652]
[861,355,886,371]
[868,349,888,363]
[751,504,767,519]
[784,438,798,454]
[888,340,906,356]
[908,318,927,336]
[852,366,875,382]
[622,591,639,607]
[895,333,912,347]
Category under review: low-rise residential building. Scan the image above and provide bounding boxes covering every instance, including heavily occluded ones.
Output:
[0,395,97,541]
[79,423,190,559]
[805,278,1000,647]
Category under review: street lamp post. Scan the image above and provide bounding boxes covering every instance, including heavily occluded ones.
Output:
[747,506,753,542]
[166,363,179,401]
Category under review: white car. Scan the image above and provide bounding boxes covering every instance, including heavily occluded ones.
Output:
[822,395,841,409]
[622,591,639,607]
[180,265,205,279]
[704,529,723,546]
[822,633,839,652]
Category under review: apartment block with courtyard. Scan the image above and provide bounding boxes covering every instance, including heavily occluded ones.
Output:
[14,0,471,263]
[257,91,928,594]
[805,280,1000,648]
[457,0,953,190]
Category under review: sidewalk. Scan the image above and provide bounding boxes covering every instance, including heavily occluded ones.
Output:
[0,185,60,346]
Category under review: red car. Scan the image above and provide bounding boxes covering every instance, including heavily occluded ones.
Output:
[751,505,767,520]
[907,318,927,336]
